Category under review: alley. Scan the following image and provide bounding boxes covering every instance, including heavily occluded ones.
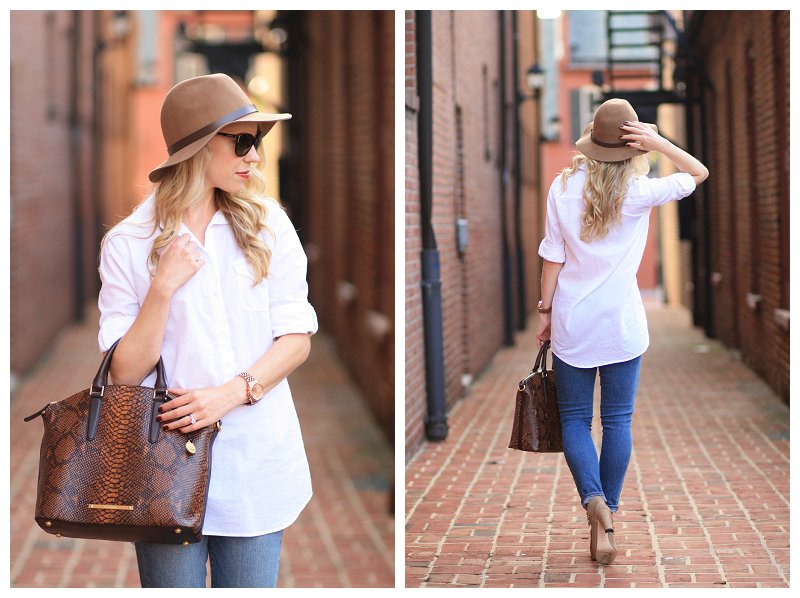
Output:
[11,304,394,588]
[405,303,789,588]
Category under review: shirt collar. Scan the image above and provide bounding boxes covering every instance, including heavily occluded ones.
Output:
[208,210,228,226]
[138,194,229,230]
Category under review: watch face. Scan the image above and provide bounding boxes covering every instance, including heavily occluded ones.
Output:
[252,383,264,400]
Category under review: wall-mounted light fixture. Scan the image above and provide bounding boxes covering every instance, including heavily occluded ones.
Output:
[518,63,545,103]
[543,115,562,143]
[526,63,546,98]
[111,11,130,38]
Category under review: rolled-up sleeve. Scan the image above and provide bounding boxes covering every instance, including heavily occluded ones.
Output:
[268,209,319,338]
[538,184,566,263]
[97,234,139,352]
[642,172,696,207]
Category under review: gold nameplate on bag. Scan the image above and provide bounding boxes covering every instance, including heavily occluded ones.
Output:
[88,504,133,511]
[185,440,196,455]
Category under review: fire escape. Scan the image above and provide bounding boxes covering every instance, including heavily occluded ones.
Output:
[598,10,716,334]
[597,11,711,116]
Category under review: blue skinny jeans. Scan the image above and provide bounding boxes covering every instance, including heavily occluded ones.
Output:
[552,353,642,513]
[135,531,283,588]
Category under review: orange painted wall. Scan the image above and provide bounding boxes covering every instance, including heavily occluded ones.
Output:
[129,12,258,212]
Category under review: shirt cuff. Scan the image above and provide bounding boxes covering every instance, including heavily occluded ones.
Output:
[538,239,566,263]
[674,172,697,197]
[271,303,319,338]
[98,315,136,353]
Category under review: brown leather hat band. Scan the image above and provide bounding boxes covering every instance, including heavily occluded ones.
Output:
[167,104,257,156]
[590,129,629,149]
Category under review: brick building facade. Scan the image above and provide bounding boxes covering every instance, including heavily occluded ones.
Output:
[292,11,395,439]
[406,11,543,459]
[10,11,133,376]
[683,10,789,402]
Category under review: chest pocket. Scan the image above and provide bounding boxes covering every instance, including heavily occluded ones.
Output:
[232,258,269,311]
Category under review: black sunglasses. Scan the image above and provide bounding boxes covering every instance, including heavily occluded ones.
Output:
[216,131,264,157]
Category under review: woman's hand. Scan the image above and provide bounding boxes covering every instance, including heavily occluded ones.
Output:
[619,121,669,154]
[158,377,248,433]
[152,233,205,297]
[536,314,551,349]
[623,120,709,185]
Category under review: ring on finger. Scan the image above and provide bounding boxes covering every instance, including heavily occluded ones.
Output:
[189,413,196,425]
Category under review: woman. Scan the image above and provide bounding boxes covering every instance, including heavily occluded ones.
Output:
[97,74,318,587]
[536,99,708,565]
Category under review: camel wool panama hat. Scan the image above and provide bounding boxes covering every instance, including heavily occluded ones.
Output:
[575,98,657,163]
[149,73,291,182]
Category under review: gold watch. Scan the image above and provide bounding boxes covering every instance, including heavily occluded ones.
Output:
[537,300,552,314]
[238,372,264,405]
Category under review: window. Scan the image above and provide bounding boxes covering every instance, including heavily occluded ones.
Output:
[569,86,601,143]
[135,11,158,86]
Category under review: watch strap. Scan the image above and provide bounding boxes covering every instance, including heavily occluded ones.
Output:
[238,371,259,405]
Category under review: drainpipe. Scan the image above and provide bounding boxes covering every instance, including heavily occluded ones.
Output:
[499,11,514,346]
[417,10,448,441]
[70,12,85,322]
[678,10,713,338]
[92,13,104,289]
[511,11,526,331]
[699,86,713,339]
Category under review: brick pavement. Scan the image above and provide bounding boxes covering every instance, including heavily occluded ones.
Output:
[405,304,789,588]
[10,304,394,588]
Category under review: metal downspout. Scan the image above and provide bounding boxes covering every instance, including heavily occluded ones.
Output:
[499,11,514,346]
[699,85,713,338]
[677,10,714,335]
[417,10,448,441]
[511,11,526,331]
[92,13,104,289]
[70,12,85,322]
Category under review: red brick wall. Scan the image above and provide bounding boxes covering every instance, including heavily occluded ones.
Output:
[406,11,543,459]
[689,10,789,401]
[10,12,97,375]
[405,11,426,457]
[302,12,395,439]
[451,11,505,382]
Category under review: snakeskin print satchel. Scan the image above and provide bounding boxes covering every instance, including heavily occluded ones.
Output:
[24,340,220,544]
[508,340,563,453]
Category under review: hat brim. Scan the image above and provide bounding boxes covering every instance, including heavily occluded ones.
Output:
[575,121,658,162]
[148,112,291,182]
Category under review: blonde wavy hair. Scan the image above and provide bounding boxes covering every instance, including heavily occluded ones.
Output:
[103,145,276,285]
[561,153,650,242]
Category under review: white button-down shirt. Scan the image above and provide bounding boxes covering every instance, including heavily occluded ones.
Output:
[539,167,696,368]
[98,194,318,536]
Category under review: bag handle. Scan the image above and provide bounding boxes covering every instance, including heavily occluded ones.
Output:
[87,339,169,441]
[91,339,167,392]
[24,340,170,442]
[518,340,551,390]
[532,340,550,374]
